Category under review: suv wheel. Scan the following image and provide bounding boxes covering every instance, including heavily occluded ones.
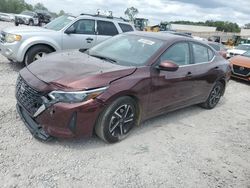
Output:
[29,20,34,26]
[200,82,224,109]
[24,45,53,66]
[95,96,138,143]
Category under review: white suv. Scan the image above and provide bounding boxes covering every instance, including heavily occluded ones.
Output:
[0,14,135,65]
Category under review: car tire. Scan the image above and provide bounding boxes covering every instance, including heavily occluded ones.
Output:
[14,22,19,26]
[95,96,138,143]
[29,20,34,26]
[24,45,53,66]
[200,81,224,109]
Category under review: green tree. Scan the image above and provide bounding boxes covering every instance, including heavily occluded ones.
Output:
[124,7,138,21]
[58,10,65,16]
[0,0,33,13]
[33,2,48,11]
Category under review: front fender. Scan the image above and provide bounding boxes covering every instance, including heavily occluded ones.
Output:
[17,37,62,62]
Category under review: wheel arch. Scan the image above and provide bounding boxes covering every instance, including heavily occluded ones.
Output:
[18,38,61,62]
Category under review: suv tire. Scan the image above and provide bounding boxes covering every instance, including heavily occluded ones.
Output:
[24,45,53,66]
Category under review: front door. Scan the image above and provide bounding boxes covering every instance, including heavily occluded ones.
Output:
[149,42,196,116]
[62,19,96,50]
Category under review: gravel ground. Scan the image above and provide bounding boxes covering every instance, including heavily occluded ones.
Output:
[0,21,250,188]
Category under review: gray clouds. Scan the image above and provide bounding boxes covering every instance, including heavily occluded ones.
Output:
[25,0,250,26]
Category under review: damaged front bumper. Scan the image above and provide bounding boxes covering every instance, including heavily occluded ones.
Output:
[16,104,53,141]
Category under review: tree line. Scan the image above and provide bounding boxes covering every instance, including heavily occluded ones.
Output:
[0,0,65,17]
[170,20,241,33]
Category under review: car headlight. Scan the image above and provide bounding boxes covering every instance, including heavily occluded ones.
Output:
[5,33,22,43]
[48,87,108,103]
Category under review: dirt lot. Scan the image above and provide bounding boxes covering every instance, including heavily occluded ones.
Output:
[0,21,250,188]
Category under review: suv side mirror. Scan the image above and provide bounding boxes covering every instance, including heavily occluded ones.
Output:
[65,27,75,34]
[157,60,179,71]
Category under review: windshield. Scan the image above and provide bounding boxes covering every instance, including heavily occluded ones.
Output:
[242,51,250,58]
[88,34,163,66]
[44,15,74,31]
[236,44,250,51]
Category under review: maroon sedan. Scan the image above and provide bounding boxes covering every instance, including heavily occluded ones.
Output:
[16,32,231,143]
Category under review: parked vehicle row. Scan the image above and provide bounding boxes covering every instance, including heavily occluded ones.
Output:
[0,14,135,65]
[0,12,15,22]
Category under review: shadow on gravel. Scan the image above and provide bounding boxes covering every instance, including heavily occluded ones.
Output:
[230,78,250,86]
[8,61,25,72]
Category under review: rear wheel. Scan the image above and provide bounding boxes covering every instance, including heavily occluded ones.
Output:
[24,45,53,66]
[95,96,138,143]
[200,82,224,109]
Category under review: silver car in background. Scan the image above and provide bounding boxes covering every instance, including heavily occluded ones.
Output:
[0,14,135,65]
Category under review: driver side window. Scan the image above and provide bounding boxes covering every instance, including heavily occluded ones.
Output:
[67,19,95,35]
[160,42,190,66]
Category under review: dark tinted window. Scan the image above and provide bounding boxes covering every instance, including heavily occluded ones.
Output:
[68,19,95,35]
[160,42,190,66]
[97,20,118,36]
[192,43,213,63]
[118,23,133,32]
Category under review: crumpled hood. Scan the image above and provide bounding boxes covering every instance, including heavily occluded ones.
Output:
[27,50,136,90]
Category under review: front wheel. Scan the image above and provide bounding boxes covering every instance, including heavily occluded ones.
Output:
[24,45,53,66]
[200,82,224,109]
[95,96,138,143]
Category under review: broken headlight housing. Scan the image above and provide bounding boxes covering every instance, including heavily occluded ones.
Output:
[48,87,108,103]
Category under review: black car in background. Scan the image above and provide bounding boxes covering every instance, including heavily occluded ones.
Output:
[15,10,51,26]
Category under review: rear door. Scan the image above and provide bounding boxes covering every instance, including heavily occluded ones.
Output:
[95,20,119,45]
[189,42,219,101]
[149,42,196,115]
[62,19,96,50]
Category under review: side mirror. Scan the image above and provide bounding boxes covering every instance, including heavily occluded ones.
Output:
[65,27,75,34]
[157,60,179,71]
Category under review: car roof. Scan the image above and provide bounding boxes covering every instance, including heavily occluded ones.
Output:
[76,14,131,25]
[125,31,198,42]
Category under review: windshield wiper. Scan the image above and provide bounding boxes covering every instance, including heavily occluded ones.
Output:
[90,54,117,64]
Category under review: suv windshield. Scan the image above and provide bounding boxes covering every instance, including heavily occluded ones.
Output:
[236,44,250,51]
[44,15,74,31]
[88,34,163,66]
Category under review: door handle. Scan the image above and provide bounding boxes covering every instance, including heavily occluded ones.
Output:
[86,38,93,43]
[86,38,93,41]
[186,72,192,78]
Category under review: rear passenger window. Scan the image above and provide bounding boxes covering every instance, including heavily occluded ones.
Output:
[192,43,213,63]
[118,23,133,32]
[97,21,118,36]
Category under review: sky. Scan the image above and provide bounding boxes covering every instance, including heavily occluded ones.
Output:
[25,0,250,26]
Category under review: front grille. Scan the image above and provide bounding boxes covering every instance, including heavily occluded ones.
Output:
[16,76,43,116]
[0,31,5,43]
[233,65,250,77]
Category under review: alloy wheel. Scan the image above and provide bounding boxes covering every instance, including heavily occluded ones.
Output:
[109,104,135,138]
[209,85,222,107]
